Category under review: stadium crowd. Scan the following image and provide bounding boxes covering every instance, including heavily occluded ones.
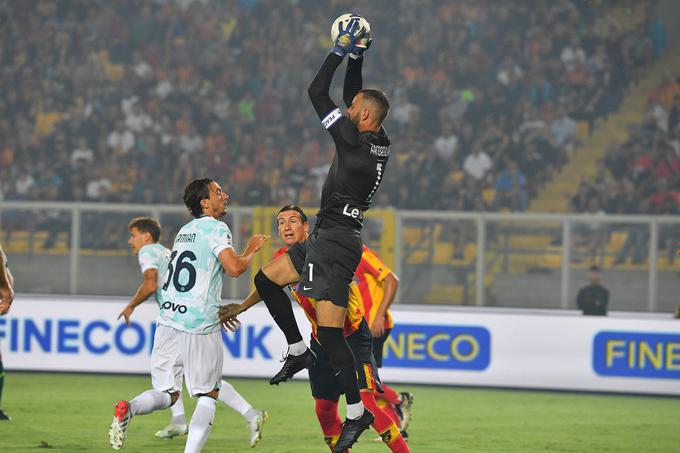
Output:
[0,0,666,221]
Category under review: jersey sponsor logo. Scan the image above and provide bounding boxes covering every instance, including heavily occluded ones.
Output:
[370,143,391,157]
[382,324,490,370]
[161,301,188,314]
[593,331,680,379]
[322,108,342,129]
[342,203,364,220]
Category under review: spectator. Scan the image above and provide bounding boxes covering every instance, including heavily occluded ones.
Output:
[463,147,493,181]
[576,265,609,316]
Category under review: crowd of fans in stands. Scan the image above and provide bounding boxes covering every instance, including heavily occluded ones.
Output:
[0,0,667,226]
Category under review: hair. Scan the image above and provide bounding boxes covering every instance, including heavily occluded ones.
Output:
[278,204,308,223]
[128,217,161,242]
[359,89,390,124]
[184,178,213,218]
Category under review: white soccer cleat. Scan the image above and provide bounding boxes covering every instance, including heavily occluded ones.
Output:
[109,400,132,450]
[247,409,268,448]
[154,423,188,439]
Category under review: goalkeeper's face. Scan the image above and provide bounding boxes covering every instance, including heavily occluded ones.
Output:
[276,210,308,247]
[347,93,365,127]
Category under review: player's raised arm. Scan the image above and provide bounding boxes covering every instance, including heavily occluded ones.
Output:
[343,54,363,108]
[308,18,368,122]
[218,234,269,277]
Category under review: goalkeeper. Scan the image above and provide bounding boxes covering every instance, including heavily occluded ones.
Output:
[241,17,391,452]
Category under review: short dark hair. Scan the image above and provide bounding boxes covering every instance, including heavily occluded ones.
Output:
[128,217,161,242]
[359,89,389,124]
[589,265,600,272]
[278,204,307,223]
[184,178,213,218]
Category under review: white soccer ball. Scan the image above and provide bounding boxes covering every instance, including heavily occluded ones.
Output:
[330,13,371,50]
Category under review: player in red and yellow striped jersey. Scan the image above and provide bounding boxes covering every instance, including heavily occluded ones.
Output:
[220,205,408,453]
[354,246,414,438]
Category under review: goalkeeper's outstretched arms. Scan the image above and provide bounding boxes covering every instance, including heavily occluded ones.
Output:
[308,17,369,119]
[343,54,363,108]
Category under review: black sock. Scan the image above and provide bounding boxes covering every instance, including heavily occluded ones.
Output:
[316,326,361,405]
[254,270,303,345]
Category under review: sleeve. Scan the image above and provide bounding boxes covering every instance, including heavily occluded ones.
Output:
[360,249,392,281]
[343,55,363,108]
[207,222,234,257]
[308,53,360,147]
[138,247,159,273]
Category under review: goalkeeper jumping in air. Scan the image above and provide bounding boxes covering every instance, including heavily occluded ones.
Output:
[245,15,392,452]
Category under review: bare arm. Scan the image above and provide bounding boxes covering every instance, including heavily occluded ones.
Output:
[370,271,399,338]
[218,234,269,277]
[118,268,158,326]
[219,287,267,333]
[0,246,15,315]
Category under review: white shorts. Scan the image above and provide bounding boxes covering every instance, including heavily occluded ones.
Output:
[150,323,183,393]
[176,329,223,397]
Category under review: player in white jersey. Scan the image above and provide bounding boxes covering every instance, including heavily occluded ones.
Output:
[109,180,268,452]
[114,217,269,448]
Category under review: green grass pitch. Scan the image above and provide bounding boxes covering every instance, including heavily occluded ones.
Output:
[0,372,677,452]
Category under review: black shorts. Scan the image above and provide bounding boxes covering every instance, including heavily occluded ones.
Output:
[372,328,392,368]
[287,227,362,308]
[309,319,383,401]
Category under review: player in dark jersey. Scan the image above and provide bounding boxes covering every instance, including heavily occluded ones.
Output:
[220,206,409,452]
[246,19,391,452]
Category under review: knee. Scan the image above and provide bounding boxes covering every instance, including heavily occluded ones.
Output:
[254,269,279,294]
[316,326,344,350]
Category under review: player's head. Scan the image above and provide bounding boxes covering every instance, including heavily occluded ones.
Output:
[184,178,229,219]
[347,89,389,131]
[276,205,308,247]
[128,217,161,255]
[588,265,601,284]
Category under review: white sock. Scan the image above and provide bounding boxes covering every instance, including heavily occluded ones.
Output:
[217,380,253,420]
[288,340,307,356]
[184,396,216,453]
[130,390,171,416]
[346,402,365,420]
[171,392,187,426]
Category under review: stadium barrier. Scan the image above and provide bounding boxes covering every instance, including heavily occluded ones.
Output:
[1,201,679,312]
[3,295,678,396]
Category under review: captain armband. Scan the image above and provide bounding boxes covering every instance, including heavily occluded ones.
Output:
[321,108,342,129]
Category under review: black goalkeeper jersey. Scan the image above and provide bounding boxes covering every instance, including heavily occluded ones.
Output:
[307,53,391,231]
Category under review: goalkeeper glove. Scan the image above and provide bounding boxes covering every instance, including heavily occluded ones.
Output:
[332,18,365,57]
[350,37,372,59]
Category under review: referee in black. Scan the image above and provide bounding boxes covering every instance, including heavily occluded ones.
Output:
[250,18,390,452]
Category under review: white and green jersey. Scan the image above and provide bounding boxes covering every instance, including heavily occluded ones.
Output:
[158,216,233,334]
[137,243,171,306]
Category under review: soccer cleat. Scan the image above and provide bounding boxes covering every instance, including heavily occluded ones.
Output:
[154,423,188,439]
[247,409,269,448]
[397,392,414,431]
[333,409,375,452]
[269,348,316,385]
[109,400,132,450]
[0,409,11,421]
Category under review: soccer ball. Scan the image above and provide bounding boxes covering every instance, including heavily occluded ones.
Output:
[330,13,371,50]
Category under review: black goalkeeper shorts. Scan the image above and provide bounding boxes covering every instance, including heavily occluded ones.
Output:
[309,319,383,401]
[287,227,362,308]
